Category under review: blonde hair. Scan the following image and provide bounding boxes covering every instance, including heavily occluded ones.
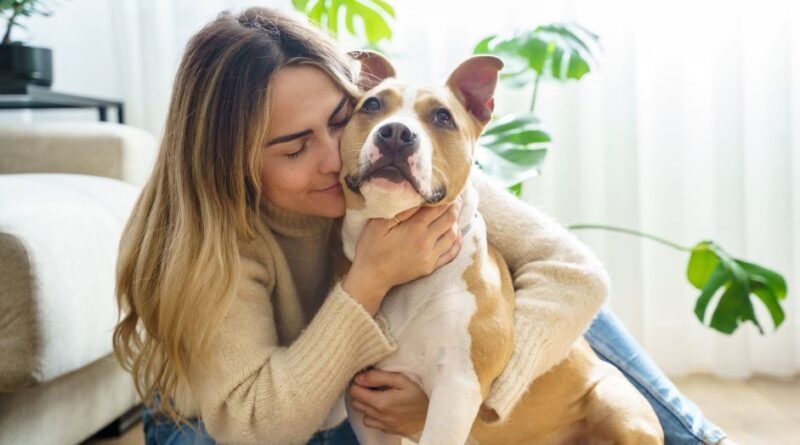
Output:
[113,7,359,423]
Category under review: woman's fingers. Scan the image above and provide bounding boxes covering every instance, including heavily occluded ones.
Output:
[351,399,382,419]
[427,201,460,235]
[348,382,385,410]
[363,416,391,432]
[434,230,462,269]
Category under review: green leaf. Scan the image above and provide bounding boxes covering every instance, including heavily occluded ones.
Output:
[351,1,392,44]
[686,240,788,334]
[370,0,396,17]
[296,0,394,45]
[751,280,786,328]
[476,112,550,187]
[738,260,787,300]
[508,182,523,197]
[480,129,551,146]
[474,22,600,87]
[710,281,758,334]
[498,147,548,166]
[694,264,728,324]
[328,0,343,37]
[474,147,544,188]
[292,0,312,11]
[481,113,543,137]
[687,241,720,289]
[307,0,326,26]
[473,35,495,54]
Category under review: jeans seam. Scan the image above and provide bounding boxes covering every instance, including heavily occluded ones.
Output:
[588,334,714,445]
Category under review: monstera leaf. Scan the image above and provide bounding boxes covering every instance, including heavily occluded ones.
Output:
[569,225,789,335]
[476,112,550,191]
[688,241,787,334]
[292,0,395,45]
[474,23,600,86]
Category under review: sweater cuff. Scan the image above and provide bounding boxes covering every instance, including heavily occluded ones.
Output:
[481,320,548,424]
[284,282,397,390]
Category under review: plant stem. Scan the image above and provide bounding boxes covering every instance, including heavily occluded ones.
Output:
[567,224,693,252]
[3,6,21,45]
[529,74,540,113]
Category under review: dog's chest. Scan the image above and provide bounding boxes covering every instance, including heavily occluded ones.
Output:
[375,216,487,382]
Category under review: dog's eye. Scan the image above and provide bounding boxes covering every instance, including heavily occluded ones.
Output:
[433,108,454,128]
[360,97,382,113]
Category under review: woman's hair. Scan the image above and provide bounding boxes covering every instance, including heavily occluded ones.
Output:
[113,6,359,422]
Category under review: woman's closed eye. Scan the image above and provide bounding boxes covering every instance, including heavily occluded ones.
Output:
[287,138,310,159]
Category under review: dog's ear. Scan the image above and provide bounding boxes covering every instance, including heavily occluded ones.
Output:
[446,55,504,124]
[349,50,396,91]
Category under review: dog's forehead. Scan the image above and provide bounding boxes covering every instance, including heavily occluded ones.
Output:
[369,81,457,113]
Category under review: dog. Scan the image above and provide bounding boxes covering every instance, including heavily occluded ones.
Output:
[337,51,663,445]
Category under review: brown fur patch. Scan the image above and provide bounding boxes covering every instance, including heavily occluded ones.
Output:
[463,239,516,400]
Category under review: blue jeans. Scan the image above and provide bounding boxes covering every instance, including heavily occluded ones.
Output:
[143,307,726,445]
[584,307,726,445]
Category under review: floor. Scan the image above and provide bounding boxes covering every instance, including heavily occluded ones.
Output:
[86,375,800,445]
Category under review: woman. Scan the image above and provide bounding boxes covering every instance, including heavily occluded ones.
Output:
[113,7,732,445]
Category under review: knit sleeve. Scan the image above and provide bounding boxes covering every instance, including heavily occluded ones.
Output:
[473,171,610,424]
[188,245,397,444]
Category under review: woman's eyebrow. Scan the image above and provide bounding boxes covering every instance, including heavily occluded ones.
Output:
[328,94,348,121]
[267,95,349,146]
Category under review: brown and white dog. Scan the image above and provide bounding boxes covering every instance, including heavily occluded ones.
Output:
[338,51,663,445]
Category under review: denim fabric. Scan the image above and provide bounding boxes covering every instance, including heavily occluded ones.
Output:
[305,420,360,445]
[142,400,359,445]
[584,306,727,445]
[142,407,217,445]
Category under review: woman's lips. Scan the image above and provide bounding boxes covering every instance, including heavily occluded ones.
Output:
[319,183,342,194]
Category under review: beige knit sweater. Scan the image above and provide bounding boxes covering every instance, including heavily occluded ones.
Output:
[176,173,609,444]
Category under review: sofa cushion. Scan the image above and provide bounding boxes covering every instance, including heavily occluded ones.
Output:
[0,122,157,186]
[0,174,140,391]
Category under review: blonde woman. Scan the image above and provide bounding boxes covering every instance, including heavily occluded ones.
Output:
[113,7,733,445]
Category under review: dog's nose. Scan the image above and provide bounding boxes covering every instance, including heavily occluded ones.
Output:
[376,122,417,151]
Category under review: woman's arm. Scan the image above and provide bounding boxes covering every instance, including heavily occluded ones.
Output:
[474,171,610,423]
[187,238,397,445]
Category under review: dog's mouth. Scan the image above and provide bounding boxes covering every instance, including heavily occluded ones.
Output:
[344,158,446,204]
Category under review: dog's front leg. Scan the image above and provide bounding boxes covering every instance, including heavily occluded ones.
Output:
[345,391,403,445]
[416,369,482,445]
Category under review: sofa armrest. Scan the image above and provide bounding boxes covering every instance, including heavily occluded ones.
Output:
[0,174,140,391]
[0,122,157,186]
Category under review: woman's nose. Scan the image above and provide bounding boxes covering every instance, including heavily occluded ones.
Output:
[320,131,342,174]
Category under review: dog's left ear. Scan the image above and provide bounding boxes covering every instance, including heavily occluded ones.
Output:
[446,55,504,124]
[349,50,396,91]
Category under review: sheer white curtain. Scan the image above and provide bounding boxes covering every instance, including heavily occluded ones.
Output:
[524,0,800,378]
[112,0,799,377]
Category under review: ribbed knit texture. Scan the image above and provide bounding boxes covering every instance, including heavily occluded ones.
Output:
[177,175,609,443]
[180,203,397,445]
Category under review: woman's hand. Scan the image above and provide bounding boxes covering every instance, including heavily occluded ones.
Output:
[348,369,428,437]
[343,198,463,315]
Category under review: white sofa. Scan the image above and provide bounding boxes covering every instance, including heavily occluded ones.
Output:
[0,123,157,444]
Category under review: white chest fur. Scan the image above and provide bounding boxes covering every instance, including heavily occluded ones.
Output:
[342,180,488,445]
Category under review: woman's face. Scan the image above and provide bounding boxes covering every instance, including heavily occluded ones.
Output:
[260,65,353,218]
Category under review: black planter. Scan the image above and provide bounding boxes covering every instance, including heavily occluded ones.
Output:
[0,44,53,88]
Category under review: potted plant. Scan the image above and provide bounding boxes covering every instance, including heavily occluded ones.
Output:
[0,0,55,89]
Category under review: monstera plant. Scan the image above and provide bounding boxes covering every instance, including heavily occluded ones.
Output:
[291,0,394,46]
[472,24,598,194]
[294,3,789,336]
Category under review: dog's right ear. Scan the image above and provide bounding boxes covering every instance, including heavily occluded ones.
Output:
[349,50,396,91]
